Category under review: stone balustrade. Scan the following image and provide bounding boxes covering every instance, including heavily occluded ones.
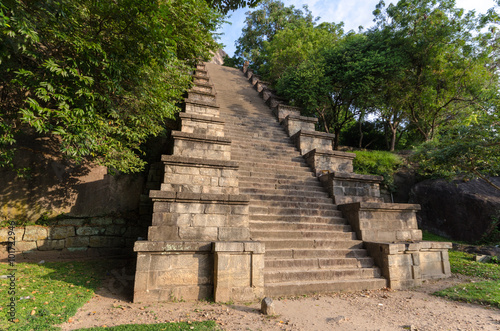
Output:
[283,114,318,136]
[318,171,383,204]
[290,130,335,155]
[303,149,355,176]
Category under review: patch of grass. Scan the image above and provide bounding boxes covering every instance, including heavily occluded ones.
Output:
[433,251,500,308]
[434,281,500,308]
[0,260,113,330]
[448,251,500,280]
[74,321,219,330]
[422,230,451,242]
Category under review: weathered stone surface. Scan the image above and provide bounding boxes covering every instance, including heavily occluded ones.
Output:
[76,226,104,236]
[261,297,275,315]
[49,226,75,239]
[15,241,38,251]
[410,177,500,242]
[0,227,24,241]
[23,226,48,241]
[66,236,90,248]
[37,239,65,251]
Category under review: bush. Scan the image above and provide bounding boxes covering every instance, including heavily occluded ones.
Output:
[352,150,403,192]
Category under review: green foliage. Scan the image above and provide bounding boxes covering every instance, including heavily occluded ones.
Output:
[260,21,343,83]
[0,0,222,174]
[412,111,500,190]
[206,0,261,14]
[75,321,218,331]
[352,150,403,192]
[477,214,500,245]
[0,260,111,330]
[234,0,317,71]
[223,54,244,68]
[372,0,500,141]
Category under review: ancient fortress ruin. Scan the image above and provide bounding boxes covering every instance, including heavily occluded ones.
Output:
[133,62,451,303]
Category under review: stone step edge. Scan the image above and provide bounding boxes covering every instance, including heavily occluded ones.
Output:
[161,155,238,169]
[149,191,249,204]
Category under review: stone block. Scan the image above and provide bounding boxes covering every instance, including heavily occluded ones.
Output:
[218,227,250,241]
[179,227,218,240]
[66,236,90,248]
[37,239,65,251]
[192,214,227,227]
[213,242,244,252]
[0,228,24,241]
[148,226,180,241]
[90,217,113,226]
[204,204,230,214]
[274,104,301,122]
[284,114,317,136]
[23,226,48,241]
[15,241,37,252]
[261,297,276,315]
[49,226,75,239]
[76,226,104,236]
[244,241,265,254]
[291,130,335,155]
[105,225,127,236]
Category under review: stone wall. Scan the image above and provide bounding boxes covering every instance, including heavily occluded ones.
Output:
[0,217,147,261]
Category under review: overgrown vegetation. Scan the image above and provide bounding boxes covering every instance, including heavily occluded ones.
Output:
[0,0,226,174]
[352,150,403,192]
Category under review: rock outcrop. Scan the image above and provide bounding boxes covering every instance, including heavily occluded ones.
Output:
[410,177,500,242]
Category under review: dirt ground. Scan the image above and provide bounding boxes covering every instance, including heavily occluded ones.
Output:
[58,261,500,331]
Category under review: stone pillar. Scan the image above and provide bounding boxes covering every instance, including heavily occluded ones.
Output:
[303,149,355,176]
[364,241,452,289]
[213,241,265,303]
[318,171,383,204]
[273,104,301,123]
[290,129,335,155]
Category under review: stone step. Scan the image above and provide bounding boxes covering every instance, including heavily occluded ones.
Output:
[264,278,388,297]
[250,221,351,232]
[250,200,338,211]
[246,193,332,203]
[251,230,354,240]
[263,239,364,250]
[238,171,316,179]
[264,267,381,284]
[240,182,325,192]
[232,143,298,153]
[234,160,309,170]
[265,248,369,259]
[249,206,340,217]
[239,176,320,185]
[226,131,290,141]
[250,215,345,224]
[265,257,375,269]
[231,153,305,163]
[241,188,328,197]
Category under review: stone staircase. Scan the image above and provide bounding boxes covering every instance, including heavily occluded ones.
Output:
[207,63,387,296]
[133,62,451,304]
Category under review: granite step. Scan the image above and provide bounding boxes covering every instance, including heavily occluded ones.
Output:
[251,230,354,240]
[265,248,369,259]
[264,279,388,297]
[264,267,381,283]
[249,206,340,217]
[265,257,375,269]
[249,221,351,232]
[262,239,364,250]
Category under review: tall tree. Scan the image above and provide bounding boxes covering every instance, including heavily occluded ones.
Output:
[0,0,223,173]
[372,0,499,141]
[233,0,317,72]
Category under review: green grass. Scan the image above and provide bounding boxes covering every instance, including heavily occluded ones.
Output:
[433,250,500,308]
[74,321,218,330]
[0,260,111,330]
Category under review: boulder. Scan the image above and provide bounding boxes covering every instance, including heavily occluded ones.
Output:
[410,177,500,242]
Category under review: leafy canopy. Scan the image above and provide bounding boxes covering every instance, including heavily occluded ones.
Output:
[0,0,223,173]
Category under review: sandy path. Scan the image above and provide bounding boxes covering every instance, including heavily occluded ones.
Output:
[59,270,500,331]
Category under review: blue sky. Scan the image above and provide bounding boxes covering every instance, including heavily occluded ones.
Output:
[217,0,498,57]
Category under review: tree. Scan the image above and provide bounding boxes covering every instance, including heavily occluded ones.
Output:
[206,0,262,14]
[260,21,343,84]
[233,0,317,71]
[413,110,500,191]
[276,33,399,149]
[372,0,500,141]
[0,0,223,173]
